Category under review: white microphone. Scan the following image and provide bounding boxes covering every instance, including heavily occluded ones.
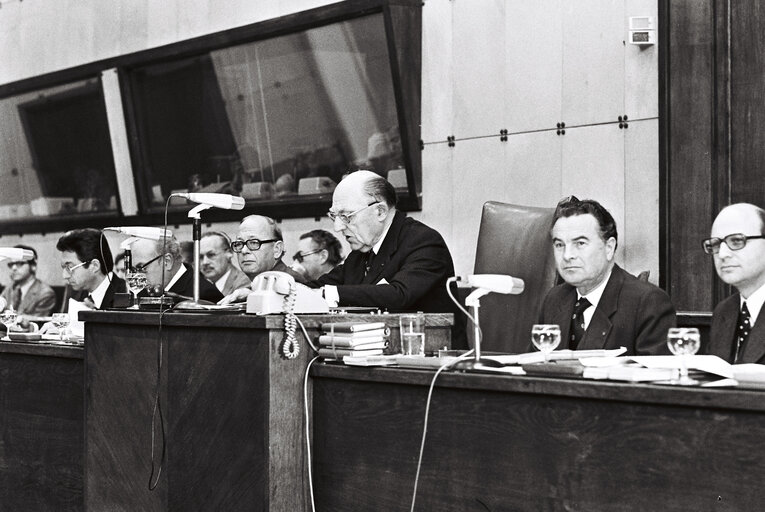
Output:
[459,274,525,295]
[104,227,173,240]
[0,247,35,261]
[175,193,245,210]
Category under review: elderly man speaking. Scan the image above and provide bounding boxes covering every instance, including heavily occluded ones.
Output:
[314,170,464,345]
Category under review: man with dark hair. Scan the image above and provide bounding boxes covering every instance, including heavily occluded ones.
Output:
[1,244,56,318]
[130,235,223,303]
[200,231,252,296]
[219,215,307,304]
[56,228,126,310]
[314,170,465,346]
[539,196,675,355]
[704,203,765,363]
[292,229,343,280]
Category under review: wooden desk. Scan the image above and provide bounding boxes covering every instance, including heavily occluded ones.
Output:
[80,310,452,511]
[0,342,83,511]
[311,364,765,511]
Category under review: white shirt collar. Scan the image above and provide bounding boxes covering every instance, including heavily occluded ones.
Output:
[165,265,187,291]
[215,269,231,293]
[89,273,113,309]
[741,281,765,326]
[372,213,395,255]
[577,269,612,329]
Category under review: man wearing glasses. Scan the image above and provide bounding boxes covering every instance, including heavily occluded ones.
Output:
[291,230,343,281]
[219,215,307,304]
[704,203,765,363]
[56,228,127,310]
[130,235,223,303]
[0,244,56,321]
[314,170,464,345]
[200,231,251,296]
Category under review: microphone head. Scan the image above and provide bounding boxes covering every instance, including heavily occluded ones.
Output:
[460,274,525,295]
[105,227,173,240]
[0,247,35,262]
[178,193,246,210]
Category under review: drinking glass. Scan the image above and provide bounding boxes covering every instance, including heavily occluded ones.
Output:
[399,313,425,356]
[126,271,148,309]
[1,308,17,338]
[667,327,701,385]
[51,313,70,342]
[531,324,561,362]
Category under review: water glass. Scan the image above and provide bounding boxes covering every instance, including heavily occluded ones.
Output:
[399,313,425,356]
[126,271,148,309]
[667,327,701,385]
[531,324,562,362]
[1,309,17,338]
[51,313,70,342]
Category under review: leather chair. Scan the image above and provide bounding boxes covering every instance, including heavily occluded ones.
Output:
[471,201,558,354]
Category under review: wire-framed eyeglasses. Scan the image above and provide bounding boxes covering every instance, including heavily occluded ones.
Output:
[133,253,164,272]
[327,201,380,224]
[292,248,323,263]
[702,233,765,254]
[61,260,89,275]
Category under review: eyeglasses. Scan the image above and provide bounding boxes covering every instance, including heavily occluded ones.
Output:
[327,201,380,224]
[702,233,765,254]
[133,253,164,272]
[230,238,278,253]
[292,248,323,263]
[61,260,89,275]
[7,261,30,269]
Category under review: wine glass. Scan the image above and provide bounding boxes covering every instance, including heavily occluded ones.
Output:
[531,324,562,362]
[125,271,148,310]
[51,313,70,342]
[667,327,701,385]
[1,308,17,339]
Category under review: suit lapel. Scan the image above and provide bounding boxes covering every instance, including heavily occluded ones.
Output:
[363,211,404,284]
[20,279,39,312]
[579,267,622,350]
[708,297,739,360]
[553,286,577,345]
[741,313,765,363]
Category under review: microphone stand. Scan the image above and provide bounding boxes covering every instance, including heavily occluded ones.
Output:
[453,288,503,370]
[174,203,214,310]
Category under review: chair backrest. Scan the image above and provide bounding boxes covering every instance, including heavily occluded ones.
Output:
[472,201,558,354]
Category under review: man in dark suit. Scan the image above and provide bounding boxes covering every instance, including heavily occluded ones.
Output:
[705,203,765,363]
[539,197,675,355]
[314,170,465,346]
[131,236,223,304]
[200,231,252,296]
[56,228,127,310]
[1,244,56,318]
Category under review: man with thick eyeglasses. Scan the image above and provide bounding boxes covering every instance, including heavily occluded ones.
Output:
[200,231,251,296]
[313,170,465,347]
[130,235,223,303]
[219,215,307,304]
[705,203,765,363]
[55,228,127,311]
[0,244,56,325]
[290,229,343,281]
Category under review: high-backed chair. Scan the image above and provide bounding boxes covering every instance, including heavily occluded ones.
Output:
[472,201,558,354]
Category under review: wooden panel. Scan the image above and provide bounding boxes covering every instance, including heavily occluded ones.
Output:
[624,118,660,284]
[0,350,83,511]
[452,0,506,138]
[562,0,624,125]
[666,0,716,311]
[505,0,563,133]
[312,367,765,511]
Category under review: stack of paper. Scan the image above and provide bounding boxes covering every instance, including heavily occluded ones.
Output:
[318,321,389,359]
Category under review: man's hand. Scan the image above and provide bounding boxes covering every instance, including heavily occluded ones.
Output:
[218,287,251,305]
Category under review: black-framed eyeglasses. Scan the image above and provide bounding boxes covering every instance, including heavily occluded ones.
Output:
[292,248,323,263]
[230,238,278,253]
[133,253,164,272]
[327,201,380,224]
[61,260,89,275]
[7,260,30,269]
[702,233,765,254]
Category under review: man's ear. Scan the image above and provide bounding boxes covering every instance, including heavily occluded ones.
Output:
[89,258,103,275]
[318,249,329,264]
[273,240,285,260]
[605,237,617,260]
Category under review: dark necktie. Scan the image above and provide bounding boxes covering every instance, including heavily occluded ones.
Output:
[569,297,592,350]
[734,301,751,363]
[363,251,375,277]
[12,286,22,311]
[85,294,96,309]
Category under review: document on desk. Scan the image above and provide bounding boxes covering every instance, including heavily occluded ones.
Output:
[484,347,627,366]
[631,355,733,379]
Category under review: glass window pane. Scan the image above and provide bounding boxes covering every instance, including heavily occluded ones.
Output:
[0,78,119,220]
[131,12,406,208]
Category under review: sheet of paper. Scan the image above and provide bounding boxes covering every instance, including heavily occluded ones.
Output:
[631,355,733,379]
[68,299,92,338]
[484,347,627,366]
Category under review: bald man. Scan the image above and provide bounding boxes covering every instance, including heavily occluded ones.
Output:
[705,203,765,363]
[314,170,465,346]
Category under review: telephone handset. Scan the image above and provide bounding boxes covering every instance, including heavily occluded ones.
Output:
[248,271,299,358]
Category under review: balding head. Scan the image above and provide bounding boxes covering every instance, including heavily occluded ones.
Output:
[709,203,765,297]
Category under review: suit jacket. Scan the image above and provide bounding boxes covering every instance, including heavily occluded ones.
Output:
[1,278,56,316]
[220,266,253,296]
[707,293,765,363]
[169,264,224,303]
[539,264,676,355]
[272,259,309,285]
[67,275,127,311]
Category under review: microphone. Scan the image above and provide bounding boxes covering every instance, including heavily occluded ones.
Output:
[459,274,525,295]
[0,247,35,261]
[104,227,173,240]
[174,193,245,210]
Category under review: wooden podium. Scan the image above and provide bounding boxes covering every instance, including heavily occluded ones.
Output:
[81,310,453,511]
